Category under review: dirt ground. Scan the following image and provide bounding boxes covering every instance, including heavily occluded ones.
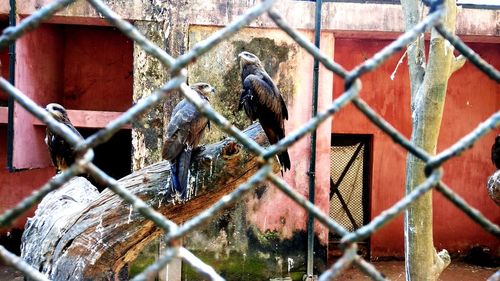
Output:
[0,261,498,280]
[338,261,498,281]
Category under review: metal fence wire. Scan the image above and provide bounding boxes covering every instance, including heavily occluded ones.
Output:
[0,0,499,280]
[329,137,369,234]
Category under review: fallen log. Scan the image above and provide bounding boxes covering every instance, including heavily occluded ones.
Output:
[21,123,277,280]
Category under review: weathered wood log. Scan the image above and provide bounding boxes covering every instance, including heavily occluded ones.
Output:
[21,123,277,280]
[20,177,100,275]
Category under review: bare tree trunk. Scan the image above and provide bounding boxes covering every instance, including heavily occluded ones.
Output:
[402,0,466,280]
[21,124,277,280]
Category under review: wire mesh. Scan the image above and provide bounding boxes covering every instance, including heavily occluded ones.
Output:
[0,0,498,280]
[329,139,367,233]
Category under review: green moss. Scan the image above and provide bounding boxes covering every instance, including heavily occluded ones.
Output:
[128,240,159,277]
[182,251,285,281]
[187,30,296,144]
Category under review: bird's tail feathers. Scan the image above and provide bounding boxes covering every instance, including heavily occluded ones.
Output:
[277,150,291,172]
[170,148,193,200]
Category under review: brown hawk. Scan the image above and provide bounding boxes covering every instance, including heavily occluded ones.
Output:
[45,103,83,173]
[162,83,215,200]
[238,51,290,171]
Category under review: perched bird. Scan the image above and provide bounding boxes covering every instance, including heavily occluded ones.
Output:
[45,103,83,173]
[238,51,290,171]
[492,135,500,170]
[162,83,215,200]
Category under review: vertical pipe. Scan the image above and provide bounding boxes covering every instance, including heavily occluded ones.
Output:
[7,0,16,171]
[307,0,322,279]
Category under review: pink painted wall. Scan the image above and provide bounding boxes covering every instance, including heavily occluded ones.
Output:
[0,127,54,232]
[62,25,133,112]
[245,32,334,245]
[332,38,499,258]
[14,24,63,169]
[12,24,132,169]
[0,22,9,105]
[1,23,133,232]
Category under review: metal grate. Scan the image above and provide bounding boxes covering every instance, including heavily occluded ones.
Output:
[329,137,369,233]
[0,0,498,280]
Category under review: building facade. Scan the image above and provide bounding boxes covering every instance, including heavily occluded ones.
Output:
[0,0,498,279]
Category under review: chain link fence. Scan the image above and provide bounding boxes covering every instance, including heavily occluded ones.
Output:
[0,0,498,280]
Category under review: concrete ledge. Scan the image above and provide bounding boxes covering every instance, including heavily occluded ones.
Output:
[32,109,130,129]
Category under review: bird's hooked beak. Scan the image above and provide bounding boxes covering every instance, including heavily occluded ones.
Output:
[238,52,248,61]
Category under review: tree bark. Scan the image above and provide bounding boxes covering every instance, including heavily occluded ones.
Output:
[21,123,277,281]
[402,0,465,280]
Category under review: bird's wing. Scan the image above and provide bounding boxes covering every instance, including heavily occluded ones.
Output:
[245,73,288,121]
[45,130,60,168]
[45,121,82,171]
[260,72,288,120]
[162,101,208,160]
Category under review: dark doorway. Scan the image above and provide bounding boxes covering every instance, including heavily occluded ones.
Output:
[328,134,371,260]
[80,128,132,191]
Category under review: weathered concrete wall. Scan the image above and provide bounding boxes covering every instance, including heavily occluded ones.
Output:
[6,1,499,42]
[131,0,190,171]
[184,26,333,280]
[13,24,63,169]
[132,20,168,171]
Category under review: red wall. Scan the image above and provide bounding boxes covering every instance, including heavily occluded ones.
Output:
[332,38,499,257]
[62,25,133,112]
[0,21,9,105]
[1,24,132,233]
[0,127,54,231]
[12,24,132,169]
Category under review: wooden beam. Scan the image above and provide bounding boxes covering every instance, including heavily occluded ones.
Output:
[0,106,7,124]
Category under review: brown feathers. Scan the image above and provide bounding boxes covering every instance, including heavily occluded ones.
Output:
[162,83,214,161]
[44,103,83,173]
[238,51,290,171]
[162,83,215,200]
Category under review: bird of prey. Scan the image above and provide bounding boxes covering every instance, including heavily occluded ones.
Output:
[492,135,500,170]
[45,103,83,173]
[162,83,215,200]
[238,51,290,171]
